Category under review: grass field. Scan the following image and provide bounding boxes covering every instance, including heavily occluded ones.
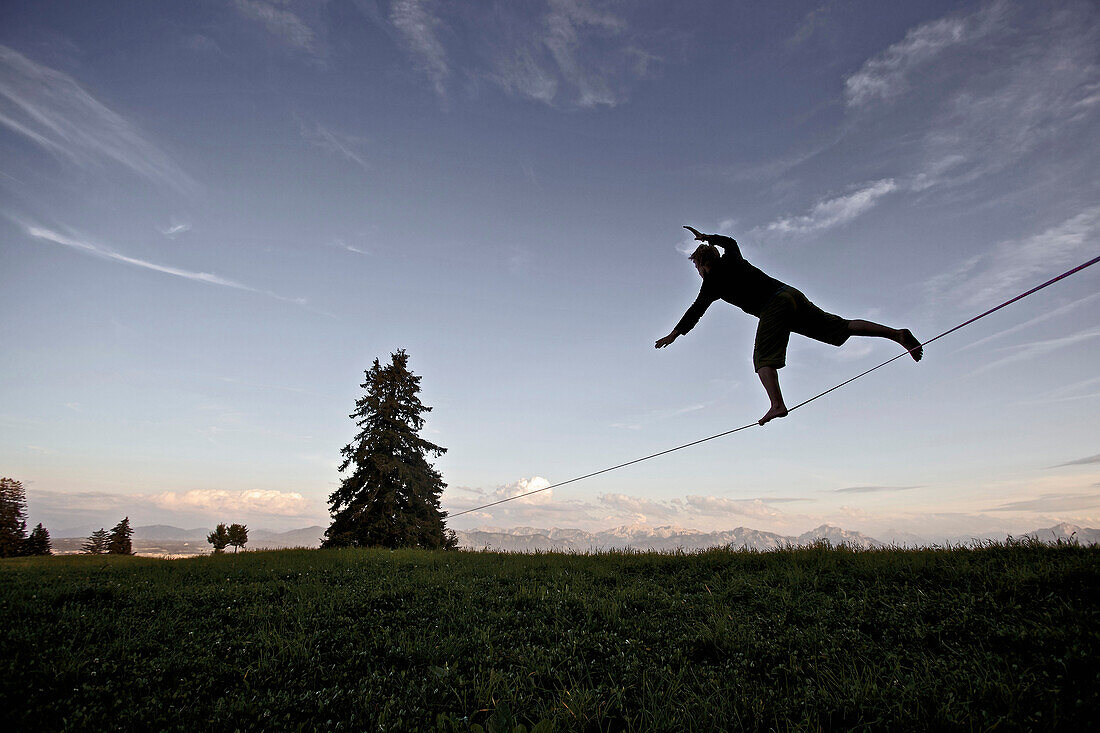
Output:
[2,540,1097,731]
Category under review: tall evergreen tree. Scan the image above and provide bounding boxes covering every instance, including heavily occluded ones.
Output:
[82,528,109,554]
[207,523,230,553]
[323,350,456,549]
[0,477,29,557]
[24,523,52,556]
[227,523,248,553]
[106,517,133,555]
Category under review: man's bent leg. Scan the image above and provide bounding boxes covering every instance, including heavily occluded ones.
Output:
[757,366,788,425]
[848,320,923,361]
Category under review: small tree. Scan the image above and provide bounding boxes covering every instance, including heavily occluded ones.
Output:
[323,349,456,549]
[0,477,29,557]
[207,523,230,553]
[227,523,248,553]
[24,523,52,556]
[106,517,133,555]
[82,528,109,554]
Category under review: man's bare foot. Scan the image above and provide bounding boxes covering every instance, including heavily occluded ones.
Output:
[899,329,923,361]
[759,404,788,425]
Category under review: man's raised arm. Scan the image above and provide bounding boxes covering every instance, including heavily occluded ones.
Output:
[684,226,743,259]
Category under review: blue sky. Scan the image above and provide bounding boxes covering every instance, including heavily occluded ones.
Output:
[1,0,1098,540]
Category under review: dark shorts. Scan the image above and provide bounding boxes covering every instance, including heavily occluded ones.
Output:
[753,286,851,371]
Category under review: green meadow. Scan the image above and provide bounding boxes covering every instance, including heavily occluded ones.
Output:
[2,541,1097,731]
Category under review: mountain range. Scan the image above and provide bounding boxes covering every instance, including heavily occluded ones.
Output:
[49,522,1100,555]
[452,522,1100,552]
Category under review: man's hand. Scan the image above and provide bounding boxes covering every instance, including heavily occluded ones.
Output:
[683,225,707,241]
[655,331,678,349]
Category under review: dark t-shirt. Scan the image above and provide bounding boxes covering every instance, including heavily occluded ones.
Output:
[674,235,785,334]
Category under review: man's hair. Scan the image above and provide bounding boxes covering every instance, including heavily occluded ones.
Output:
[689,243,720,269]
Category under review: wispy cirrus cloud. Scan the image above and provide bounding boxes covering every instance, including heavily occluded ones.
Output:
[758,2,1099,235]
[295,115,370,170]
[23,225,306,305]
[971,329,1100,375]
[844,2,1006,108]
[926,206,1100,309]
[985,492,1100,513]
[1049,454,1100,469]
[833,485,922,494]
[0,45,194,191]
[328,238,368,255]
[366,0,661,108]
[390,0,450,98]
[542,0,629,107]
[958,291,1100,353]
[611,402,707,430]
[158,219,191,238]
[852,1,1099,189]
[232,0,324,58]
[763,179,897,234]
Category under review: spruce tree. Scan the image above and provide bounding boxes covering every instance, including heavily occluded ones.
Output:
[0,477,29,557]
[323,350,456,549]
[82,529,109,554]
[106,517,133,555]
[227,523,248,552]
[207,523,230,553]
[24,523,51,556]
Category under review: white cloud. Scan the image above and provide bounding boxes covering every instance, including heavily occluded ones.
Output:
[158,219,191,238]
[972,328,1100,375]
[765,179,897,234]
[833,485,921,494]
[151,488,314,517]
[295,116,370,170]
[844,4,1004,107]
[329,238,368,255]
[958,292,1100,354]
[0,45,194,191]
[985,492,1100,513]
[489,48,559,105]
[370,1,658,108]
[233,0,320,55]
[611,403,706,430]
[684,495,784,519]
[856,2,1099,190]
[391,0,450,98]
[598,493,677,521]
[926,206,1100,309]
[491,475,553,504]
[23,225,305,304]
[543,0,627,107]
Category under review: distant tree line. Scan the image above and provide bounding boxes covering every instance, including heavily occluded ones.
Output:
[1,477,52,557]
[207,522,248,553]
[82,517,133,555]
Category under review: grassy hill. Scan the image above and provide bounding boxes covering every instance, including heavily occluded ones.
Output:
[2,540,1097,731]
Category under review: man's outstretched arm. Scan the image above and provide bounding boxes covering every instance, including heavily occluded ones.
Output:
[684,226,742,259]
[655,329,680,348]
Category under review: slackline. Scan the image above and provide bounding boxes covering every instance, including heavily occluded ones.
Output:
[449,254,1100,519]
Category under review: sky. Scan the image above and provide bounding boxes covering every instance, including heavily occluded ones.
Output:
[1,0,1098,542]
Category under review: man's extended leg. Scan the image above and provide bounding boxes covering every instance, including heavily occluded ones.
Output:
[757,366,788,425]
[848,320,923,361]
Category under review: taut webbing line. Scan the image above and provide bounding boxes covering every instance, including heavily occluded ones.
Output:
[449,254,1099,519]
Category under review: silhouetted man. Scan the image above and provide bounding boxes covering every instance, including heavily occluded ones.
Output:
[656,226,922,425]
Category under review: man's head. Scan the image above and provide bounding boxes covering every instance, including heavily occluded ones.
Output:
[689,243,720,278]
